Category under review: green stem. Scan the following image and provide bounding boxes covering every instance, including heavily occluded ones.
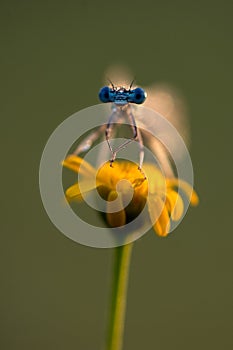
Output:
[106,243,134,350]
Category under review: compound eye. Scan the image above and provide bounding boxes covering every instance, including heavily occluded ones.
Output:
[99,86,111,103]
[131,88,147,104]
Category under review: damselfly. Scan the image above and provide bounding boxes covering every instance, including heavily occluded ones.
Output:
[73,81,147,173]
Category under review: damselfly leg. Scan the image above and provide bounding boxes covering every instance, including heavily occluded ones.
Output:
[72,125,106,155]
[105,105,145,176]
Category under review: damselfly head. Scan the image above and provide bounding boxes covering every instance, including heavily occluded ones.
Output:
[99,85,147,106]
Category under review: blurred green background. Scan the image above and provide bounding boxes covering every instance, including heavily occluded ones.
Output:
[1,0,233,349]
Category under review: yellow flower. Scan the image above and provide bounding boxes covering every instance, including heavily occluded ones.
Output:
[63,155,199,237]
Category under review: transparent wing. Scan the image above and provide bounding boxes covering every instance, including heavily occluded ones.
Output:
[143,83,190,149]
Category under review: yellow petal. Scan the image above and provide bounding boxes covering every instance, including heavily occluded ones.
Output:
[65,179,96,202]
[166,190,184,221]
[156,207,170,237]
[189,189,199,206]
[62,155,96,177]
[148,195,170,237]
[143,164,166,194]
[166,179,199,206]
[106,190,126,227]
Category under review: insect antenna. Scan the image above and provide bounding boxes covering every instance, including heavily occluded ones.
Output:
[129,78,135,90]
[107,77,115,90]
